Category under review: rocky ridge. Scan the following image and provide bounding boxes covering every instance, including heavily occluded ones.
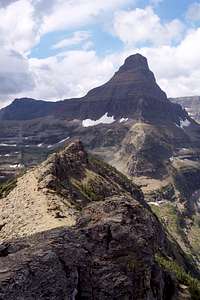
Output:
[0,141,199,299]
[0,140,142,241]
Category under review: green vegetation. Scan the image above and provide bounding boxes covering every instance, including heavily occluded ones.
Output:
[89,154,137,192]
[71,175,103,202]
[149,183,175,202]
[155,254,200,300]
[0,178,17,198]
[89,154,117,174]
[151,203,178,230]
[151,202,200,264]
[79,182,102,201]
[150,203,187,248]
[188,215,200,254]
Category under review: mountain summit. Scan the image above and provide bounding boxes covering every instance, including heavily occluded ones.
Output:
[102,53,167,101]
[0,54,186,123]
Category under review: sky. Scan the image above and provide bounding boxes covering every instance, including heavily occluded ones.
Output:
[1,0,200,107]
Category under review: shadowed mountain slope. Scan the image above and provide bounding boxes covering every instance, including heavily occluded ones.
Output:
[0,54,189,123]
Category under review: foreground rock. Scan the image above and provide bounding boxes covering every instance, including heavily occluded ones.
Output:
[0,191,198,299]
[0,141,199,299]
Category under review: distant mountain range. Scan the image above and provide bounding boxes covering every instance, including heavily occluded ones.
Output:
[171,96,200,123]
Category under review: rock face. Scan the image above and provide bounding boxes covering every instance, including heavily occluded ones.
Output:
[0,142,198,299]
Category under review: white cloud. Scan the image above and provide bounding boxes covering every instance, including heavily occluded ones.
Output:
[0,49,34,105]
[134,27,200,97]
[27,50,115,100]
[0,0,37,105]
[0,0,18,8]
[186,2,200,21]
[0,0,40,54]
[0,0,134,106]
[1,0,200,107]
[52,31,91,50]
[41,0,133,34]
[113,6,184,46]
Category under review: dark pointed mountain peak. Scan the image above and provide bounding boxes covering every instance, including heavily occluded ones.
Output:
[119,53,149,72]
[0,53,186,123]
[86,53,167,105]
[106,53,167,100]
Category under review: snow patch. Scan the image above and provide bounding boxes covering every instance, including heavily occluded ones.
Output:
[179,118,191,128]
[82,113,115,127]
[0,143,17,147]
[149,202,160,207]
[9,163,23,169]
[58,137,70,144]
[119,117,128,123]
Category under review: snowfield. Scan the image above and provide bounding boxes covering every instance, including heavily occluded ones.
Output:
[82,113,115,127]
[179,118,191,128]
[119,117,128,123]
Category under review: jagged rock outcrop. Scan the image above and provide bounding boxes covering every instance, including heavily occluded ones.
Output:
[0,142,199,299]
[0,141,143,241]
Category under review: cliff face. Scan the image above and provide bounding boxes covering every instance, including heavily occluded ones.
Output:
[0,142,198,300]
